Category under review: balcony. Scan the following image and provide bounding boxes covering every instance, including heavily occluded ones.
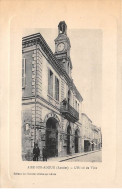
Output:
[60,100,79,123]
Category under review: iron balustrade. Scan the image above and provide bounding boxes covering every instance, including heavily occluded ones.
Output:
[60,101,79,122]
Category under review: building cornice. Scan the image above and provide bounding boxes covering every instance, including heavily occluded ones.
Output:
[22,95,82,124]
[22,95,60,112]
[81,113,92,123]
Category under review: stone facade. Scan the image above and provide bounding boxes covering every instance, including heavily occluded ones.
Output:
[81,113,102,152]
[22,22,83,161]
[91,125,102,150]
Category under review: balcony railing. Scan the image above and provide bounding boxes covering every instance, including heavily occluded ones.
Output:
[60,100,79,123]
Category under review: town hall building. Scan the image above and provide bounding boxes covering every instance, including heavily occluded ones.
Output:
[22,21,84,160]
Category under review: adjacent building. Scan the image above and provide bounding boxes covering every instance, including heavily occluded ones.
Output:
[22,21,83,160]
[91,125,102,150]
[81,113,102,152]
[81,113,92,152]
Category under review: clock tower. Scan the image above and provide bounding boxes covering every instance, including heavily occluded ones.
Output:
[54,21,72,76]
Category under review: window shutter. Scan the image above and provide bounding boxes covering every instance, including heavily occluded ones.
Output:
[22,58,26,88]
[55,76,57,100]
[50,70,53,97]
[48,68,50,95]
[55,77,59,101]
[57,78,59,101]
[48,69,53,97]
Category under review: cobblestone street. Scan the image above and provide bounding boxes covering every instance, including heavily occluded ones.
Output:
[64,150,102,162]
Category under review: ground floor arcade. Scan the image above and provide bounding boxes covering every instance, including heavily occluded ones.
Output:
[21,100,101,161]
[22,107,83,161]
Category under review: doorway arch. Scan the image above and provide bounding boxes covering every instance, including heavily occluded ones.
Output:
[67,125,71,154]
[75,129,79,153]
[46,117,58,158]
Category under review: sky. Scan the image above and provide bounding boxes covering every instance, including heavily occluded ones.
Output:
[23,27,102,127]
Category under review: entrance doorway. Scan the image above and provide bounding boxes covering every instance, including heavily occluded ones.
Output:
[75,130,79,153]
[67,125,71,154]
[92,143,94,151]
[84,140,90,152]
[46,117,58,158]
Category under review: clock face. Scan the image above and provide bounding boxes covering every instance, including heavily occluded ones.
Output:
[57,43,65,51]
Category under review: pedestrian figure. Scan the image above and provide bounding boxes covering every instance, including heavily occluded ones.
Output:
[33,143,40,161]
[42,146,47,161]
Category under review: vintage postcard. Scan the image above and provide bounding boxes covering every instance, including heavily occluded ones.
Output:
[0,0,122,188]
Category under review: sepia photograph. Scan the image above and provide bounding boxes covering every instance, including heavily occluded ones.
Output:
[22,21,102,162]
[1,0,122,188]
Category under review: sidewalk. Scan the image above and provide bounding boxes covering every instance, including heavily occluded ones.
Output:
[48,149,101,162]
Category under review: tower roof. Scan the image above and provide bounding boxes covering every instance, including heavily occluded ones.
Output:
[58,21,67,35]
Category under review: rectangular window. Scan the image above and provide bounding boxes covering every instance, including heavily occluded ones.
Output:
[48,69,53,97]
[78,103,79,112]
[22,58,26,88]
[75,100,77,110]
[67,63,69,74]
[55,76,59,101]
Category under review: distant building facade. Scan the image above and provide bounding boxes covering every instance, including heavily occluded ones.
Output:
[81,113,102,152]
[91,125,102,150]
[81,113,92,152]
[22,22,83,160]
